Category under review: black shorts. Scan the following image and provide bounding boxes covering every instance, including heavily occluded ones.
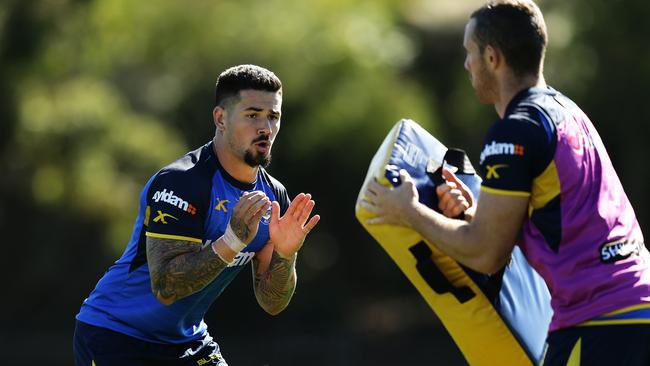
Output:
[541,323,650,366]
[73,320,228,366]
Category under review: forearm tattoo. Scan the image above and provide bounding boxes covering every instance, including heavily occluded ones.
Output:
[146,237,228,304]
[231,217,251,243]
[254,250,297,314]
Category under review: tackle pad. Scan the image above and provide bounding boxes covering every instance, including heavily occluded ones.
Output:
[355,119,552,365]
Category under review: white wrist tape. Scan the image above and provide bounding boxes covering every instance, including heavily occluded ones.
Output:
[211,244,232,264]
[221,223,247,253]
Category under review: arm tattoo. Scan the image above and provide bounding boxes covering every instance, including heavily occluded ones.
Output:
[230,217,251,243]
[146,237,228,305]
[253,250,297,315]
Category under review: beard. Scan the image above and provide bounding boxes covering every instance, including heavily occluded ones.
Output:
[244,135,272,168]
[473,60,498,104]
[244,149,271,168]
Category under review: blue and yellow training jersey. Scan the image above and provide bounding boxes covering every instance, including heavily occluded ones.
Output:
[76,141,289,344]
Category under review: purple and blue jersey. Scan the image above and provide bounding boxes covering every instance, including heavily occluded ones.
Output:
[479,87,650,332]
[76,141,289,344]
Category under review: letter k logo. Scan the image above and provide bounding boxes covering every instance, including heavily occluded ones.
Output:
[215,198,229,213]
[153,211,178,224]
[486,164,508,179]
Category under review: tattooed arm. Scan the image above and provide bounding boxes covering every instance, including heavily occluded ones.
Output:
[252,193,320,314]
[147,190,272,305]
[252,244,297,315]
[147,237,229,305]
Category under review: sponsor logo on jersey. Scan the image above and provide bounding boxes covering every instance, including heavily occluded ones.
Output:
[485,164,509,179]
[566,129,582,151]
[152,189,197,215]
[214,197,230,213]
[196,353,223,365]
[479,140,525,164]
[152,210,178,224]
[600,239,642,263]
[227,251,255,267]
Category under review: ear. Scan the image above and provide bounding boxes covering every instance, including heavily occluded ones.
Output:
[483,45,502,71]
[213,106,226,132]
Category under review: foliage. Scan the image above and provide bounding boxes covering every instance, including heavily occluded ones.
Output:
[1,0,648,364]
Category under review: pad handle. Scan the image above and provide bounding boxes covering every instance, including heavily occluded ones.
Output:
[427,148,473,220]
[409,241,476,304]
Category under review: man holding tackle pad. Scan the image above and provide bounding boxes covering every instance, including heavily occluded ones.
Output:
[361,1,650,364]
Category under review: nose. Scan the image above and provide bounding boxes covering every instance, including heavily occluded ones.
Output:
[257,118,272,135]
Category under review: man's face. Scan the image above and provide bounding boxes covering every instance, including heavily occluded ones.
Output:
[222,89,282,168]
[463,19,497,104]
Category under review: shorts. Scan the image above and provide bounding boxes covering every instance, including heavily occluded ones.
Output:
[541,323,650,366]
[73,320,228,366]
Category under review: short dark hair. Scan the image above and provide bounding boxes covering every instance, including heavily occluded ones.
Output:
[214,64,282,108]
[470,0,547,77]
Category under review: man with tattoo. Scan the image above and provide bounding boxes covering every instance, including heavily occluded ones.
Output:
[73,64,320,365]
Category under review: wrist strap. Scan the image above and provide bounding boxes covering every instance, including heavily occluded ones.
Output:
[211,244,233,264]
[221,223,247,253]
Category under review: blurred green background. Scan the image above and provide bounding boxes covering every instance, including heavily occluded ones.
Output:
[1,0,648,364]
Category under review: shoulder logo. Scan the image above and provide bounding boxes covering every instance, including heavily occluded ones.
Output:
[485,164,509,179]
[480,141,525,164]
[152,210,178,224]
[215,197,230,212]
[152,189,197,215]
[567,130,582,151]
[260,207,272,225]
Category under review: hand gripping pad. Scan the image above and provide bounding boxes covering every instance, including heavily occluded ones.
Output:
[355,119,552,366]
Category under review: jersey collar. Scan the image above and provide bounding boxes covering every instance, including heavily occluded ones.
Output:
[504,86,558,117]
[207,141,258,191]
